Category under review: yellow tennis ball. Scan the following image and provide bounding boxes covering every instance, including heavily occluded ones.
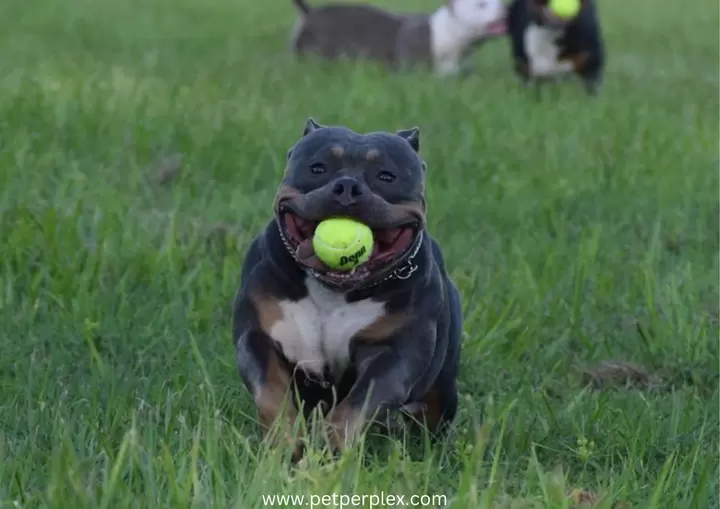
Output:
[312,218,373,271]
[549,0,580,18]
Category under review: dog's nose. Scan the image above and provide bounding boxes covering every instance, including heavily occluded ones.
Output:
[331,176,363,205]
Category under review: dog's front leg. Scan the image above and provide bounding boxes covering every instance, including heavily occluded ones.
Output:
[434,54,461,76]
[234,296,304,462]
[325,323,436,452]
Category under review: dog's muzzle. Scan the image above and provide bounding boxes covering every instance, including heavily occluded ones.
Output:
[275,181,425,290]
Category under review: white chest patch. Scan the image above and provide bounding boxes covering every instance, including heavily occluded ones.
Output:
[524,23,573,77]
[269,277,387,376]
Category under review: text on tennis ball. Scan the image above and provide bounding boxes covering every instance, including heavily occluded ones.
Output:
[339,245,368,267]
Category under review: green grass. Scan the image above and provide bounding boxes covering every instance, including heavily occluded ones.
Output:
[0,0,718,506]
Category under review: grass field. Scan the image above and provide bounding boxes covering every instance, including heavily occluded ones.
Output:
[0,0,718,507]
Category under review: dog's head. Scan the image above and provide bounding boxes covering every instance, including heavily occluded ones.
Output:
[530,0,585,28]
[275,118,427,290]
[448,0,507,38]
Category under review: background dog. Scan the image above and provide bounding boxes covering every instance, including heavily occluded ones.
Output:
[233,119,463,461]
[507,0,605,94]
[290,0,507,75]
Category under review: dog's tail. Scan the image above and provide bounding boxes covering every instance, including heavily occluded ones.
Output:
[292,0,311,14]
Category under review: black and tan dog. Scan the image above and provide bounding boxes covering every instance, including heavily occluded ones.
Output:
[232,119,462,461]
[507,0,605,95]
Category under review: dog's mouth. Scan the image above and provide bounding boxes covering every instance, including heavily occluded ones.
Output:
[485,18,507,36]
[279,211,421,288]
[540,6,575,26]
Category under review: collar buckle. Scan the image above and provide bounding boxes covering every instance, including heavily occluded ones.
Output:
[390,258,418,280]
[386,231,423,282]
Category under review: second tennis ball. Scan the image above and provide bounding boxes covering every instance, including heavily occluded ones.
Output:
[549,0,580,18]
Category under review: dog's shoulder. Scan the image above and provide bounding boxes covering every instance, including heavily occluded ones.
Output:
[238,219,307,298]
[565,0,603,40]
[427,233,451,276]
[559,0,604,65]
[393,232,457,322]
[239,228,267,291]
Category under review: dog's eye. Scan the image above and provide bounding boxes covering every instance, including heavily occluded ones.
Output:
[377,171,396,183]
[309,162,326,174]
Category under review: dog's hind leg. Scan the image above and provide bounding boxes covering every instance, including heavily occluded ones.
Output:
[565,50,603,96]
[289,20,312,58]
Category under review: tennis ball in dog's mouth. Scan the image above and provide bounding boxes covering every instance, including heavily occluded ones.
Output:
[312,218,373,271]
[548,0,581,18]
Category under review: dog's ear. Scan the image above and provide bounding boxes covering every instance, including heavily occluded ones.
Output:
[303,117,324,136]
[396,127,420,152]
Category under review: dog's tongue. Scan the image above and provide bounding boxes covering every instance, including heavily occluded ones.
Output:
[295,239,329,271]
[374,228,402,245]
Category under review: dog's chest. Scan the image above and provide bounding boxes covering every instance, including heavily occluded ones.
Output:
[269,278,386,375]
[524,23,570,76]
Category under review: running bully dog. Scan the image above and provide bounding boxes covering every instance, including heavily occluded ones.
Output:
[233,119,463,461]
[507,0,605,95]
[289,0,507,75]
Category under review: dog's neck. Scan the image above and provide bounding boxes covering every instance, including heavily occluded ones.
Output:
[429,6,479,59]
